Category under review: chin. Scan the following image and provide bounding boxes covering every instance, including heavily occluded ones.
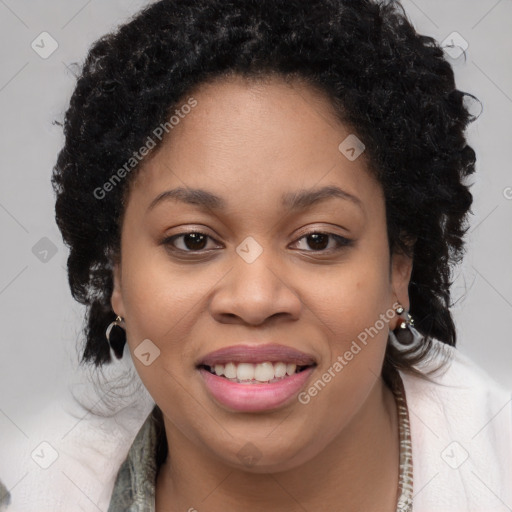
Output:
[205,433,320,474]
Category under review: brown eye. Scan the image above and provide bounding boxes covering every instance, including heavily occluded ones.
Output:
[181,233,208,251]
[305,233,329,251]
[163,232,216,252]
[293,232,353,252]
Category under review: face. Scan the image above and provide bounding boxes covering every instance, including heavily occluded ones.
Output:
[111,75,412,472]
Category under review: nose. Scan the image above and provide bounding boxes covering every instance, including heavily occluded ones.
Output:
[209,248,302,326]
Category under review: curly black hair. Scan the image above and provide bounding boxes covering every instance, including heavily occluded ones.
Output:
[52,0,477,380]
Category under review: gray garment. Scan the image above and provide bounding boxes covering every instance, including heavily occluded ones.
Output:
[0,478,10,511]
[108,408,159,512]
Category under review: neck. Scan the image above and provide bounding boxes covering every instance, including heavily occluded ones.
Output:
[156,377,400,512]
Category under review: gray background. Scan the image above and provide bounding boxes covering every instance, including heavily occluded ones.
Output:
[0,0,511,507]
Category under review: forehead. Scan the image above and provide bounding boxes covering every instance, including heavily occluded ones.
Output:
[124,74,382,217]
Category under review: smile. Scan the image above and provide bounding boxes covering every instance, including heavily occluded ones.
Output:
[196,343,318,412]
[201,361,311,384]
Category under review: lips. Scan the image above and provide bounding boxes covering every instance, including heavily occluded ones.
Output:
[196,343,317,367]
[196,344,317,411]
[199,366,316,412]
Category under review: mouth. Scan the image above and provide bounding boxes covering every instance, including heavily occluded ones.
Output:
[196,344,318,412]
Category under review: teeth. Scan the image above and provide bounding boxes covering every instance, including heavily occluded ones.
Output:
[210,361,305,382]
[274,362,287,378]
[254,362,274,382]
[237,363,254,381]
[286,363,297,375]
[224,362,237,379]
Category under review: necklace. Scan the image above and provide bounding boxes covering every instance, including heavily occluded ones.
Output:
[390,369,414,512]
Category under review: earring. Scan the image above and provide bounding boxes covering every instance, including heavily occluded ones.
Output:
[105,315,126,359]
[391,304,421,346]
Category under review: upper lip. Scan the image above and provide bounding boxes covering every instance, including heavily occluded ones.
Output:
[196,344,317,367]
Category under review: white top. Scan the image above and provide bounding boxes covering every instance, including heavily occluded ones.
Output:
[400,341,512,511]
[1,339,511,511]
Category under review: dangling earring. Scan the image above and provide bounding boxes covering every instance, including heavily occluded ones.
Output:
[105,315,126,359]
[390,304,421,346]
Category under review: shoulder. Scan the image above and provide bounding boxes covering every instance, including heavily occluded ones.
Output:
[400,338,511,419]
[399,339,512,510]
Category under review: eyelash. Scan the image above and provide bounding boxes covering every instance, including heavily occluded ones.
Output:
[161,230,353,255]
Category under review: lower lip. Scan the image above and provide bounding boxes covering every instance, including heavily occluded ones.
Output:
[198,366,315,412]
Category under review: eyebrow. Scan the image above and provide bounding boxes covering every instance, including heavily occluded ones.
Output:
[147,185,363,213]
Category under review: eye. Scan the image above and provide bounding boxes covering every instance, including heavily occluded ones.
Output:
[162,231,221,252]
[292,231,353,252]
[161,230,353,255]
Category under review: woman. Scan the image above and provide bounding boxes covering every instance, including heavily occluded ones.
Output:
[3,0,510,510]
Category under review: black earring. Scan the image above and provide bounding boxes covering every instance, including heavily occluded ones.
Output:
[105,315,126,359]
[392,305,420,346]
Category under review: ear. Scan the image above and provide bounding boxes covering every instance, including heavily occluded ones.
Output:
[390,249,413,329]
[111,261,126,318]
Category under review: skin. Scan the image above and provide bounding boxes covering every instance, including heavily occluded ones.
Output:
[111,74,413,512]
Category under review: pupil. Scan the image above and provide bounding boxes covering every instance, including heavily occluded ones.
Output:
[308,233,328,250]
[185,233,207,250]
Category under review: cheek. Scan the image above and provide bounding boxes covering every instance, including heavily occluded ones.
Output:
[314,251,391,345]
[296,266,392,444]
[119,243,214,341]
[118,248,213,424]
